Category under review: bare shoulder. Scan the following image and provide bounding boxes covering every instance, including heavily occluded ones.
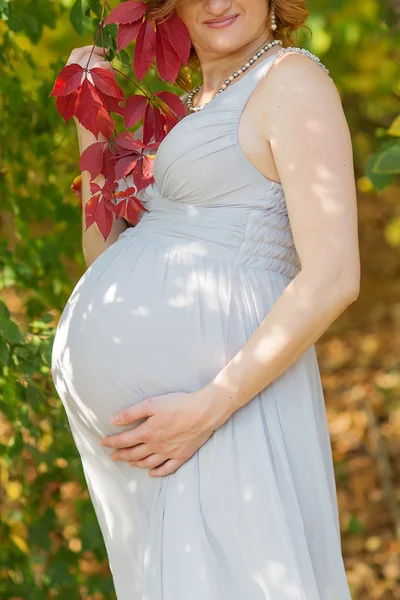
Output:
[252,47,345,139]
[270,47,333,78]
[262,47,340,105]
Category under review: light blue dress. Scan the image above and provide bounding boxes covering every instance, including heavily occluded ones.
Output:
[51,47,352,600]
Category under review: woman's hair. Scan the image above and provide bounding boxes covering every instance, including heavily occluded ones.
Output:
[147,0,311,90]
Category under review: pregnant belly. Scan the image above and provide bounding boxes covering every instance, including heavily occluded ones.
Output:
[51,234,266,436]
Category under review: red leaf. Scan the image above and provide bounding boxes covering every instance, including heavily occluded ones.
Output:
[143,103,155,144]
[114,186,148,226]
[155,91,187,119]
[142,155,153,179]
[117,21,141,51]
[103,146,117,182]
[90,181,102,195]
[84,193,100,229]
[104,0,146,26]
[95,200,114,241]
[114,131,146,151]
[126,195,148,225]
[114,200,127,219]
[133,156,154,192]
[56,89,79,122]
[97,104,115,139]
[124,94,147,128]
[102,179,117,201]
[50,63,84,97]
[115,185,136,199]
[162,13,191,65]
[80,141,106,179]
[85,178,116,240]
[115,156,139,180]
[163,108,179,134]
[156,22,181,83]
[134,18,156,81]
[113,147,139,159]
[75,79,103,137]
[100,92,125,116]
[154,107,166,142]
[90,67,125,101]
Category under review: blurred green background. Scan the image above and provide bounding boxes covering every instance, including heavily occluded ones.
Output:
[1,1,400,598]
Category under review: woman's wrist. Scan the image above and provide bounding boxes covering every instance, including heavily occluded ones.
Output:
[196,379,241,432]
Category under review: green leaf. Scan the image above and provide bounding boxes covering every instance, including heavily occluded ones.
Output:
[7,430,24,458]
[119,49,132,68]
[0,300,10,319]
[0,318,24,344]
[365,141,397,191]
[0,337,10,364]
[14,345,35,360]
[47,560,77,587]
[70,0,91,36]
[89,0,102,17]
[41,313,55,324]
[21,14,41,44]
[93,18,117,50]
[372,141,400,175]
[0,0,10,20]
[347,514,365,535]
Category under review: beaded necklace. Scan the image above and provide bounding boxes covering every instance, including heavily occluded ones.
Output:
[186,39,283,113]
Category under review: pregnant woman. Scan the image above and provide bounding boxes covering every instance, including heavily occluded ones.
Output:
[51,0,360,598]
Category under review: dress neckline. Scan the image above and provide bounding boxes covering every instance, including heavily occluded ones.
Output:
[185,47,285,117]
[154,48,285,178]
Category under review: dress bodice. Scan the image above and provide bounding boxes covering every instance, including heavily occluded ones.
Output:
[119,46,332,280]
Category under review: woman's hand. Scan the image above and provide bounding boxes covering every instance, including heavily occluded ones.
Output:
[99,388,227,477]
[66,44,113,73]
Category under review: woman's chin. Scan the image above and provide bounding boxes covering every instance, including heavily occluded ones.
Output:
[202,36,248,57]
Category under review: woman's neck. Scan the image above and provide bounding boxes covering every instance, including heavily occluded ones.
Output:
[197,30,274,93]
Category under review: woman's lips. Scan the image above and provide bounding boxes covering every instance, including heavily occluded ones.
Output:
[204,14,239,28]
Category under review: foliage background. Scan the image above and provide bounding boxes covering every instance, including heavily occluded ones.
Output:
[1,0,400,598]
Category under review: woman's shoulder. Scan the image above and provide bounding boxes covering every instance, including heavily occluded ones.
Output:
[272,46,332,80]
[266,46,334,89]
[246,46,338,124]
[249,45,342,146]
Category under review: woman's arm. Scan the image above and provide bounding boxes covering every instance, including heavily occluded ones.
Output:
[205,52,360,427]
[75,119,128,268]
[63,46,129,267]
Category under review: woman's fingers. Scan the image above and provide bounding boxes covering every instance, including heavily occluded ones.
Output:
[66,45,108,66]
[148,459,184,478]
[91,60,114,72]
[111,442,151,462]
[73,45,107,60]
[129,454,167,469]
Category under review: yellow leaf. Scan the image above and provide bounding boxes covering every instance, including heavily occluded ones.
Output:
[385,216,400,247]
[10,534,28,554]
[6,481,22,501]
[10,520,28,539]
[9,520,29,554]
[357,176,374,193]
[388,114,400,137]
[0,457,8,485]
[38,433,53,452]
